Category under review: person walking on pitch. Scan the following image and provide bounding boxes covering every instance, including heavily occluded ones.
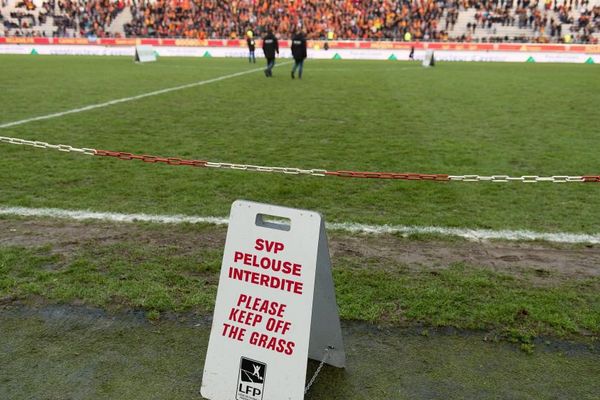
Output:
[262,29,279,77]
[291,30,307,79]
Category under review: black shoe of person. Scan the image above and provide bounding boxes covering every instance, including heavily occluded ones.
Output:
[291,71,295,79]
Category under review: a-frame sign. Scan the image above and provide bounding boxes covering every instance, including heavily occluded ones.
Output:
[201,200,345,400]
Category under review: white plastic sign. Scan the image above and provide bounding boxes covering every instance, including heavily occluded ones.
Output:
[422,50,435,67]
[201,200,345,400]
[134,45,157,63]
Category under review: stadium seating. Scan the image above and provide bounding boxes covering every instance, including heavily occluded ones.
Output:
[1,0,127,37]
[451,0,599,43]
[1,0,598,43]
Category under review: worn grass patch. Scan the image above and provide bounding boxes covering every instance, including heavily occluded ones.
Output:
[334,261,600,338]
[2,244,598,341]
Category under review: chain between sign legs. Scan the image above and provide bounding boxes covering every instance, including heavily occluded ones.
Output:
[304,346,333,394]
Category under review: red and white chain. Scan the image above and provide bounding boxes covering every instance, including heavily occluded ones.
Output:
[2,134,600,182]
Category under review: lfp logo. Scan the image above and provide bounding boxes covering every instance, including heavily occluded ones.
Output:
[236,357,266,400]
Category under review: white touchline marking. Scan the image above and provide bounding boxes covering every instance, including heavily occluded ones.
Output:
[0,62,292,129]
[2,205,599,244]
[0,206,229,226]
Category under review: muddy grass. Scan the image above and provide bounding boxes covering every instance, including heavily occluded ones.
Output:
[1,304,598,400]
[2,218,599,280]
[1,217,599,399]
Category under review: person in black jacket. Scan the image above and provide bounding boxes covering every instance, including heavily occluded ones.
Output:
[262,29,279,77]
[246,30,256,63]
[290,30,307,79]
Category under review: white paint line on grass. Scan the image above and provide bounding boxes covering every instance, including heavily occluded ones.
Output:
[0,62,291,129]
[2,205,599,244]
[0,206,229,226]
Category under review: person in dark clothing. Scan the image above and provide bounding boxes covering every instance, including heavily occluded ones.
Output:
[246,31,256,63]
[290,30,307,79]
[409,46,415,60]
[262,30,279,77]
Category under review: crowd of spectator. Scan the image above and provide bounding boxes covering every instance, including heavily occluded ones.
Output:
[2,0,599,43]
[124,0,461,41]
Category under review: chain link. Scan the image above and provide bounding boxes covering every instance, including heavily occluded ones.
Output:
[449,175,587,183]
[0,135,95,155]
[305,346,332,395]
[3,134,600,183]
[325,171,450,180]
[205,161,327,177]
[94,149,208,167]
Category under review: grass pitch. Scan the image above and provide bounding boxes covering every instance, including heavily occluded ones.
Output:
[0,56,599,397]
[0,55,599,338]
[1,55,600,233]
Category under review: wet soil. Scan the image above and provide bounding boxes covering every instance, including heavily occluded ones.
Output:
[0,305,598,400]
[1,217,599,399]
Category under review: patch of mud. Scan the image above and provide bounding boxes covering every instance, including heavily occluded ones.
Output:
[0,218,226,255]
[330,234,600,279]
[1,218,599,281]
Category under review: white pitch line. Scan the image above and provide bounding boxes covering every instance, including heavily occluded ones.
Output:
[0,62,290,129]
[0,206,229,226]
[2,205,600,244]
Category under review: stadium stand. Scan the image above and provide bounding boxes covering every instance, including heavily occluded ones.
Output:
[1,0,127,37]
[1,0,598,43]
[452,0,599,43]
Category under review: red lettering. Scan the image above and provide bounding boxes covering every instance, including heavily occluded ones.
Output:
[294,281,303,295]
[237,295,287,317]
[266,336,277,351]
[233,251,243,262]
[229,266,243,280]
[258,333,267,347]
[254,239,285,254]
[228,267,303,295]
[221,323,246,341]
[232,251,303,278]
[265,318,292,335]
[248,332,295,355]
[249,331,259,345]
[274,242,284,253]
[228,307,239,321]
[285,341,295,355]
[260,273,270,286]
[229,307,263,327]
[266,240,285,253]
[260,257,270,269]
[236,293,248,307]
[282,261,292,274]
[275,303,287,316]
[254,238,265,251]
